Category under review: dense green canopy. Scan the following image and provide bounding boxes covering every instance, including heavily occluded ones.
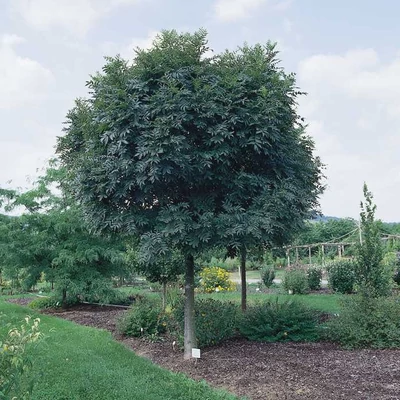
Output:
[57,29,324,357]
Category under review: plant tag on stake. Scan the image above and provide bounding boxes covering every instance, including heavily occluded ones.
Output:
[192,348,201,359]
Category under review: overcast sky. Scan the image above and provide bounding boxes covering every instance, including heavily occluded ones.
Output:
[1,0,400,220]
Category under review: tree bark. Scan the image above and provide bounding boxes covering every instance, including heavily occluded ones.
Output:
[240,245,247,312]
[162,281,167,311]
[184,253,197,359]
[62,288,67,309]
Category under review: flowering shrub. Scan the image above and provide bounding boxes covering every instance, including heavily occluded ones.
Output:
[0,315,43,399]
[199,267,236,293]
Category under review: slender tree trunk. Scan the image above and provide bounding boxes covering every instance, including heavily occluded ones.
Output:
[240,245,247,312]
[62,288,67,309]
[162,281,167,311]
[184,253,197,359]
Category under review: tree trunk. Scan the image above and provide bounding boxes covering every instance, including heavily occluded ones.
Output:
[184,253,197,359]
[240,245,247,312]
[162,281,167,311]
[62,288,67,309]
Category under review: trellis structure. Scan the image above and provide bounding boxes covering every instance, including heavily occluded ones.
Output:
[283,242,356,267]
[280,233,400,267]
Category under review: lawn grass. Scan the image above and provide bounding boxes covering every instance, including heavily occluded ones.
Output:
[229,270,261,281]
[229,268,285,281]
[117,284,341,313]
[0,300,242,400]
[117,285,160,300]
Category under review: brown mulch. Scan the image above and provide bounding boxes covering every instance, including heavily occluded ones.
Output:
[9,299,400,400]
[7,297,33,306]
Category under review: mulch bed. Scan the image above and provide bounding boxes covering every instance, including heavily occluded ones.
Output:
[8,298,400,400]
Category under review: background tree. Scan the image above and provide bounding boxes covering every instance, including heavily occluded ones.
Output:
[294,218,358,246]
[57,29,323,357]
[0,166,127,305]
[128,235,184,310]
[356,184,390,297]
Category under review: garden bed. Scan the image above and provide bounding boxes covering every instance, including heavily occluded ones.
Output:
[12,299,400,400]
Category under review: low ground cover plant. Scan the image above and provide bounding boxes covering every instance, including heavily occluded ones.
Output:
[239,299,320,342]
[28,296,61,310]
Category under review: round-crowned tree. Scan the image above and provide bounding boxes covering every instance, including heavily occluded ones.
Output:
[57,29,323,358]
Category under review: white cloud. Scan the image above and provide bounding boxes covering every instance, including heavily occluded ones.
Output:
[121,31,159,59]
[0,34,54,109]
[283,17,292,34]
[298,49,400,220]
[213,0,292,22]
[101,31,160,62]
[299,49,379,90]
[12,0,141,36]
[299,49,400,119]
[273,0,293,11]
[214,0,268,22]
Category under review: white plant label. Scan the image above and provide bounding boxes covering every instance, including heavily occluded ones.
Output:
[192,348,201,359]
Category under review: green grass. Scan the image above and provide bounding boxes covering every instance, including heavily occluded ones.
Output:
[116,284,341,313]
[0,300,242,400]
[117,285,160,299]
[229,270,261,281]
[229,268,285,281]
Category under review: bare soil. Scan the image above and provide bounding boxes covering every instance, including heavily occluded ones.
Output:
[8,298,400,400]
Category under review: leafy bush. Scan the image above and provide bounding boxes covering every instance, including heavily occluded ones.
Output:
[327,260,356,294]
[239,299,320,342]
[307,267,322,290]
[323,295,400,348]
[203,257,239,272]
[173,299,239,347]
[117,297,166,337]
[199,267,236,293]
[384,252,400,286]
[0,315,43,399]
[95,290,135,306]
[260,266,275,288]
[28,296,61,310]
[283,269,309,294]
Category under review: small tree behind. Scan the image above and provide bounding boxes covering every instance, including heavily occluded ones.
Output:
[132,234,184,310]
[356,184,390,297]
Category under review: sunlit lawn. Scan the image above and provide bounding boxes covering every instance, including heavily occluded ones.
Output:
[0,300,241,400]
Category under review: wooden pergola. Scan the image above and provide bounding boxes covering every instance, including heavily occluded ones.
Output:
[283,242,356,267]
